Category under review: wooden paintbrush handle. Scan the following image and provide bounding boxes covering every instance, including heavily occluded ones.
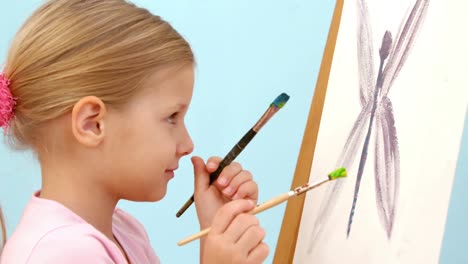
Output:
[178,192,292,246]
[251,192,291,214]
[178,228,211,246]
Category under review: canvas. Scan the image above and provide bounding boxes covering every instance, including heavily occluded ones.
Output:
[293,0,467,263]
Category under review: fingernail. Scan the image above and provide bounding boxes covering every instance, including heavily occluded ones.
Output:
[218,177,227,186]
[207,162,216,169]
[223,187,233,195]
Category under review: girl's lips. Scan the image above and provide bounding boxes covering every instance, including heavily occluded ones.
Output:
[165,166,178,179]
[165,169,175,179]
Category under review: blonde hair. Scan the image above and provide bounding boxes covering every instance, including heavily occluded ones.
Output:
[3,0,193,150]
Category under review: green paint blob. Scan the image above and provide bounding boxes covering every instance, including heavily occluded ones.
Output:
[328,167,347,180]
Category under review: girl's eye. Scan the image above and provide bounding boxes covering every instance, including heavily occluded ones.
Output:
[167,112,178,124]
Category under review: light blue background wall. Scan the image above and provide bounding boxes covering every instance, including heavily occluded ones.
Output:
[0,1,466,263]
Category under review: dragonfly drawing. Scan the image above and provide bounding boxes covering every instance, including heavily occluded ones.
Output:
[307,0,429,253]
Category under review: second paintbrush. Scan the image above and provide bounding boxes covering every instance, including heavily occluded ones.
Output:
[176,93,290,218]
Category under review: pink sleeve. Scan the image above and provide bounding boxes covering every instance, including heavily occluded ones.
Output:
[25,227,116,264]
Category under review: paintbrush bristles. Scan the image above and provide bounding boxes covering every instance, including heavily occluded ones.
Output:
[253,93,290,131]
[271,93,290,109]
[328,167,347,180]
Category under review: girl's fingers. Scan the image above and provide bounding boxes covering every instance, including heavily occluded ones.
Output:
[222,170,252,197]
[236,225,266,254]
[206,156,222,172]
[215,162,243,188]
[246,242,270,264]
[223,213,259,243]
[210,200,255,235]
[232,180,258,201]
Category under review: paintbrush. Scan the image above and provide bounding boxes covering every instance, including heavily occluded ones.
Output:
[177,167,347,246]
[176,93,290,218]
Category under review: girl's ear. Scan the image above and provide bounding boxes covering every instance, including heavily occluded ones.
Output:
[71,96,107,147]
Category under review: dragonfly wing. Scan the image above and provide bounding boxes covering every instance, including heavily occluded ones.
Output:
[357,0,375,106]
[374,97,400,238]
[307,103,371,253]
[382,0,430,96]
[339,103,373,166]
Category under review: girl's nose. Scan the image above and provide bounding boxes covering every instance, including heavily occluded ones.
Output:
[177,127,194,156]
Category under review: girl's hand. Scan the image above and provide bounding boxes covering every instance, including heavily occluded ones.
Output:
[192,156,259,229]
[201,199,269,264]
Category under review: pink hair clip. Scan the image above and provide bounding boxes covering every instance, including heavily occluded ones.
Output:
[0,72,16,129]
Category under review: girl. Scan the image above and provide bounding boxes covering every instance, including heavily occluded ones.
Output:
[0,0,269,263]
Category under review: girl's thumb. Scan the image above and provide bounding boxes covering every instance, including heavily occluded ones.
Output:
[191,156,209,193]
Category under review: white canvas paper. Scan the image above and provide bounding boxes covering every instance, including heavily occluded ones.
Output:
[293,0,467,263]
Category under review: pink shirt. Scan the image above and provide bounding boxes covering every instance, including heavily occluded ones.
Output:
[0,192,160,263]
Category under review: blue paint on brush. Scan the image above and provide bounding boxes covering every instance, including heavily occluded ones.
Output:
[271,93,290,108]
